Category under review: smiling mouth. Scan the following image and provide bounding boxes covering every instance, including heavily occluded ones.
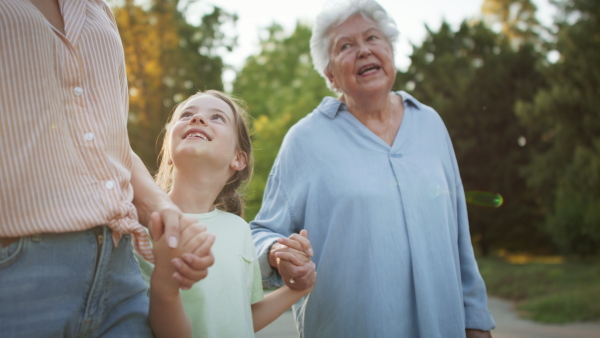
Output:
[358,65,380,75]
[184,131,210,141]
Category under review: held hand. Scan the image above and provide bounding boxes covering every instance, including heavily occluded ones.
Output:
[466,329,493,338]
[151,203,185,249]
[269,230,316,291]
[171,216,215,289]
[149,212,215,289]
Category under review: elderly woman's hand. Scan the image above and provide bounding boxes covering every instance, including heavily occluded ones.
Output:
[269,230,316,290]
[466,329,492,338]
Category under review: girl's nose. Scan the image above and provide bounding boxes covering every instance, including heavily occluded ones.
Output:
[190,114,206,125]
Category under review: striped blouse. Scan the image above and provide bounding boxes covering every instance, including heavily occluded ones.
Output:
[0,0,152,260]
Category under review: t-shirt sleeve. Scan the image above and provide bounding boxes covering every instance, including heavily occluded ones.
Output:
[250,255,264,304]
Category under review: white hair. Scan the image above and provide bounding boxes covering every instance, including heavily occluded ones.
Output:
[310,0,400,91]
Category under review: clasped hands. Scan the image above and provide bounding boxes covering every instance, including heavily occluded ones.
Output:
[148,211,215,290]
[268,230,316,290]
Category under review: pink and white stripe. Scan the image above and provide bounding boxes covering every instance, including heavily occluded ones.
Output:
[0,0,152,261]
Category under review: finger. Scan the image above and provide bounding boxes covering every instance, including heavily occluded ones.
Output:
[179,220,206,248]
[148,212,164,241]
[171,272,204,290]
[191,233,216,257]
[285,261,316,290]
[182,252,215,271]
[276,237,302,251]
[287,232,313,256]
[275,251,310,266]
[161,210,180,248]
[172,257,210,284]
[291,231,314,257]
[178,219,207,248]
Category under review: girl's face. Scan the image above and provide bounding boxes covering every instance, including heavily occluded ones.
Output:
[169,95,245,173]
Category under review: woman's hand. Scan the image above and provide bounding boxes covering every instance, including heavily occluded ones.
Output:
[269,230,316,290]
[466,329,492,338]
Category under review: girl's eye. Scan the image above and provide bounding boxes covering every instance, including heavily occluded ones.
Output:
[180,112,193,120]
[212,114,225,122]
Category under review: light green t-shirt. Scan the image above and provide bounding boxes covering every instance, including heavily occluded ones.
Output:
[137,209,264,338]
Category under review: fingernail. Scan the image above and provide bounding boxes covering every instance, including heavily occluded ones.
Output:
[168,236,178,248]
[172,273,183,283]
[308,248,314,256]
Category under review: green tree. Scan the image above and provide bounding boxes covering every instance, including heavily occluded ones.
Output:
[481,0,542,45]
[111,0,236,170]
[516,0,600,256]
[233,23,332,220]
[396,21,551,255]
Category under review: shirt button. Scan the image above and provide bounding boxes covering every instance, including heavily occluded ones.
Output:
[74,87,84,96]
[84,132,95,141]
[105,180,115,190]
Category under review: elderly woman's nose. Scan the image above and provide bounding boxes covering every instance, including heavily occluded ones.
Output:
[358,43,372,57]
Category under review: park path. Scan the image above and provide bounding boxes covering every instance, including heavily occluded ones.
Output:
[256,297,600,338]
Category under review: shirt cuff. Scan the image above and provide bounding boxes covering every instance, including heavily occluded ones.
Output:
[258,238,285,290]
[465,306,496,331]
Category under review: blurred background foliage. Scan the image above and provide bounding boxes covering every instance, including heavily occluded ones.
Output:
[110,0,599,260]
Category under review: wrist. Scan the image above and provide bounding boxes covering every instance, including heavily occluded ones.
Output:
[151,266,180,297]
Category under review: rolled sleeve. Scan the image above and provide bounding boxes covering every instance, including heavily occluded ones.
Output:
[250,168,299,289]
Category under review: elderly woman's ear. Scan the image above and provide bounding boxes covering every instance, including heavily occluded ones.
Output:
[325,69,336,90]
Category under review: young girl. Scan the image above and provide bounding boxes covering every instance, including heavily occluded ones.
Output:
[138,90,314,337]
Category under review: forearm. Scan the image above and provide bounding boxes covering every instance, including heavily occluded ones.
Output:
[130,150,175,226]
[148,267,191,338]
[251,285,311,332]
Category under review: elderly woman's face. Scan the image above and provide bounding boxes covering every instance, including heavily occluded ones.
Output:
[325,14,395,98]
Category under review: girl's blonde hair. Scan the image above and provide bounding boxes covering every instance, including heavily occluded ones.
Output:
[155,90,253,217]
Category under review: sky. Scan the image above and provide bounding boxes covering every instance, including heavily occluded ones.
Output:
[187,0,556,89]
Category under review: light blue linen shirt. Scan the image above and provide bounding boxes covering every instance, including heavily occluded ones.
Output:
[250,91,495,338]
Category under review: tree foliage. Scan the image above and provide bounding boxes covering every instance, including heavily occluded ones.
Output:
[232,23,332,220]
[111,0,236,170]
[481,0,542,45]
[516,0,600,256]
[396,21,551,255]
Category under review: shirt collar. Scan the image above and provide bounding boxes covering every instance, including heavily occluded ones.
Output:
[317,91,422,119]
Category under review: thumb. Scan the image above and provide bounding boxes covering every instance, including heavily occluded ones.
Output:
[162,211,180,248]
[299,229,313,257]
[148,211,164,241]
[299,229,309,239]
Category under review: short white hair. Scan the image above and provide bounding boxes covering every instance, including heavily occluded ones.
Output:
[310,0,400,91]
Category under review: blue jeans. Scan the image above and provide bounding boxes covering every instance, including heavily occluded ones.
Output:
[0,226,152,337]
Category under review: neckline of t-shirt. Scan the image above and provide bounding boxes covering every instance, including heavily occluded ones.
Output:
[183,208,220,220]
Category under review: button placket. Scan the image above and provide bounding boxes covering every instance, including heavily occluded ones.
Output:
[105,180,115,190]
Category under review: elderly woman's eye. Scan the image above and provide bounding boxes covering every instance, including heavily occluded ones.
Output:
[341,43,351,50]
[368,35,378,41]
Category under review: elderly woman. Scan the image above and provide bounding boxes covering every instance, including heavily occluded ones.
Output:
[250,0,495,337]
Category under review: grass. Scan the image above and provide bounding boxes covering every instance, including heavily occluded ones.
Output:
[477,257,600,323]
